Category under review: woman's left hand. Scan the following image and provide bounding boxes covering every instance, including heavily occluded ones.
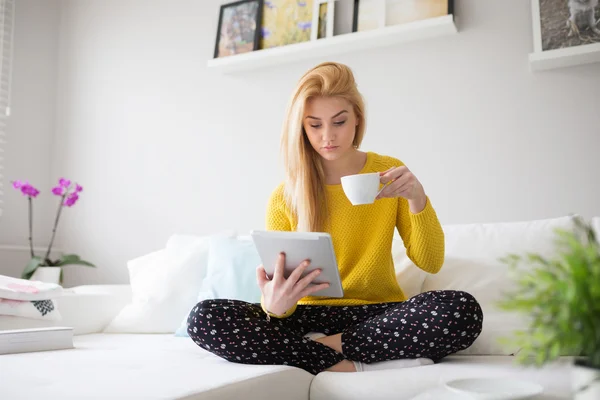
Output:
[376,165,427,211]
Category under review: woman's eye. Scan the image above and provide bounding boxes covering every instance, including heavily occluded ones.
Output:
[310,124,321,128]
[334,120,346,126]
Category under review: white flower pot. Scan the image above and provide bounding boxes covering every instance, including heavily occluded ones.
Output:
[573,360,600,400]
[30,267,62,285]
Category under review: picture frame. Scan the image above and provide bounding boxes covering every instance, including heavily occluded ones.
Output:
[311,0,335,40]
[332,0,360,36]
[385,0,451,27]
[260,0,315,49]
[214,0,264,59]
[356,0,385,32]
[355,0,453,32]
[531,0,600,54]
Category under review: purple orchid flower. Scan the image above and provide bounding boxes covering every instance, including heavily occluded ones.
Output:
[64,192,79,207]
[23,185,40,197]
[59,178,71,188]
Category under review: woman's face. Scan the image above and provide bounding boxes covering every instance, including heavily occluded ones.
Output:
[303,96,359,162]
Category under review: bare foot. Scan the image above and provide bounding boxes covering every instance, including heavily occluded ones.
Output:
[325,359,356,372]
[315,333,344,353]
[315,334,357,372]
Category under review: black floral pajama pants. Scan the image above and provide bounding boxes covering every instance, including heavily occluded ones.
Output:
[187,290,483,375]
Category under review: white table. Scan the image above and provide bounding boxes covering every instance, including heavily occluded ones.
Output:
[410,386,571,400]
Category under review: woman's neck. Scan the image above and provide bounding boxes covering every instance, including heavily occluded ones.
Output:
[322,150,367,185]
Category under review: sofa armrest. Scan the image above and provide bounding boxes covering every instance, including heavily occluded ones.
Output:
[58,284,132,335]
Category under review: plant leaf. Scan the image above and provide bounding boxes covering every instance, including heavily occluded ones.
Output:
[55,257,95,267]
[58,254,81,263]
[21,256,43,280]
[55,254,95,267]
[67,260,95,267]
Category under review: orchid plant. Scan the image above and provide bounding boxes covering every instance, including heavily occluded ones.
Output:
[11,178,95,283]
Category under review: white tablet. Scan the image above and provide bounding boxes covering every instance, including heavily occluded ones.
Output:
[250,230,344,298]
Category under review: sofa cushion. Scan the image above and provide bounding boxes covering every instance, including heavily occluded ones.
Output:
[310,355,573,400]
[422,216,575,302]
[421,215,576,355]
[0,333,313,400]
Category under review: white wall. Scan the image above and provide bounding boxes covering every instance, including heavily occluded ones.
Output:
[52,0,600,286]
[0,0,61,279]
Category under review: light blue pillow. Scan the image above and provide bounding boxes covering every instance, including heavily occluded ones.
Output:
[175,235,262,337]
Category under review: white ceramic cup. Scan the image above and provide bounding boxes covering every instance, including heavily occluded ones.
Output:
[340,172,382,205]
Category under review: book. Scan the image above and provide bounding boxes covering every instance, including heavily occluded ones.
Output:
[0,326,74,355]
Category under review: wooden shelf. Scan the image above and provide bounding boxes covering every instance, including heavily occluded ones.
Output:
[529,42,600,72]
[207,15,457,73]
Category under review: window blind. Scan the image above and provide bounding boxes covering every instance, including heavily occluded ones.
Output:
[0,0,15,216]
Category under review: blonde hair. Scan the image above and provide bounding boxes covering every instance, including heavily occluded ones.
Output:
[280,62,366,232]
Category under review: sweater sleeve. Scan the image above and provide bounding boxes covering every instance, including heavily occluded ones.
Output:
[396,195,445,274]
[266,184,293,232]
[260,294,298,319]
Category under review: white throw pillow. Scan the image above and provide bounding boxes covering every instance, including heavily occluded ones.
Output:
[174,235,262,337]
[104,235,211,333]
[421,215,576,355]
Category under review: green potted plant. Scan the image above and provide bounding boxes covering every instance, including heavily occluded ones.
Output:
[497,216,599,400]
[11,178,95,285]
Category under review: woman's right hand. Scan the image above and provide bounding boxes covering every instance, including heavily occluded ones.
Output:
[256,252,329,316]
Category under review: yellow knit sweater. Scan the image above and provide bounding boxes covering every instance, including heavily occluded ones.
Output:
[265,151,445,313]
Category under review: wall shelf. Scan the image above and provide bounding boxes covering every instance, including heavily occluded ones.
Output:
[207,15,457,74]
[528,42,600,72]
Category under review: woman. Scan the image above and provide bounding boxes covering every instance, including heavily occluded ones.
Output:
[187,62,482,375]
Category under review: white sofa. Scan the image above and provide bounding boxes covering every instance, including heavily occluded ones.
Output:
[2,215,595,400]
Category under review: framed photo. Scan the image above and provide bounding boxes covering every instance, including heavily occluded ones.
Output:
[311,0,335,40]
[355,0,452,32]
[356,0,385,32]
[333,0,360,36]
[531,0,600,53]
[385,0,452,27]
[260,0,315,49]
[214,0,263,58]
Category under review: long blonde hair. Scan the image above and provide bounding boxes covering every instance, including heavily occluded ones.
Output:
[280,62,366,232]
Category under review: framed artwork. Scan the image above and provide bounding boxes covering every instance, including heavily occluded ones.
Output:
[329,0,360,36]
[260,0,315,49]
[356,0,385,32]
[531,0,600,53]
[355,0,452,32]
[311,0,335,40]
[214,0,263,58]
[385,0,452,27]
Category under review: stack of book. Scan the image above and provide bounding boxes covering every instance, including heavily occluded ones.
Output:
[0,326,74,355]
